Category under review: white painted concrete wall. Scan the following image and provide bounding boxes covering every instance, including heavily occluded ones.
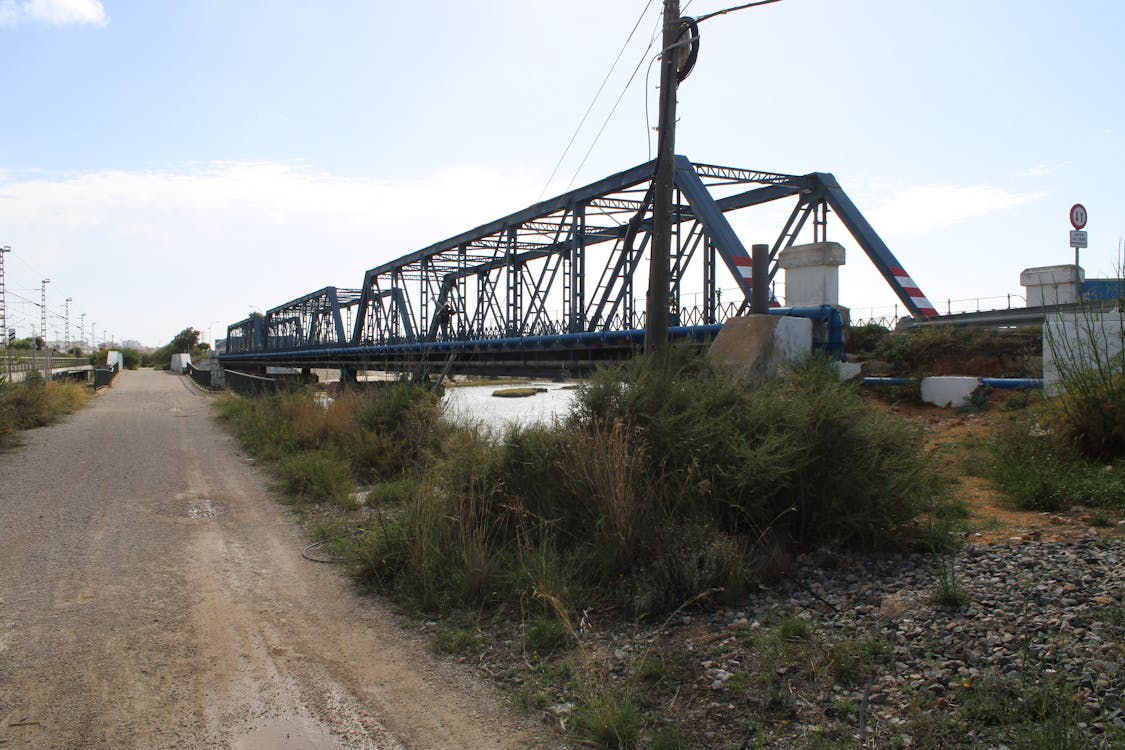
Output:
[920,376,980,408]
[1042,311,1125,395]
[170,353,192,373]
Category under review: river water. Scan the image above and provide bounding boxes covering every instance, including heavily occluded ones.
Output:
[441,381,579,433]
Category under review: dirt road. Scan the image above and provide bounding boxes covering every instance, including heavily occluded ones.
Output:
[0,371,549,749]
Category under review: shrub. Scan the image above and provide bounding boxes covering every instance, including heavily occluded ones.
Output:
[1055,370,1125,461]
[227,349,951,619]
[574,349,947,550]
[845,322,889,354]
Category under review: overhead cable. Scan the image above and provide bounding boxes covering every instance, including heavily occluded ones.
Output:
[537,0,655,201]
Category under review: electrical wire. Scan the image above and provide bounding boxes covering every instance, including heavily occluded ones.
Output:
[564,7,665,192]
[10,251,49,281]
[695,0,785,24]
[537,0,656,201]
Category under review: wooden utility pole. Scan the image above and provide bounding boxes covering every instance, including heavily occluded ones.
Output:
[644,0,680,354]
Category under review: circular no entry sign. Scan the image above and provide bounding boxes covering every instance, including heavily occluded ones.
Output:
[1070,203,1088,230]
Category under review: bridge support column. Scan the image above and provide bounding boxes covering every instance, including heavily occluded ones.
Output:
[777,242,845,307]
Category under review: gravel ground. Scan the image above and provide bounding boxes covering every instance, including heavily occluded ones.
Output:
[691,537,1125,745]
[446,532,1124,748]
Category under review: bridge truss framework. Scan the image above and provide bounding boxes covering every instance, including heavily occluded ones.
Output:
[222,155,935,375]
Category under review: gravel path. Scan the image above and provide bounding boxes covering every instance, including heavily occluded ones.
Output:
[0,371,550,749]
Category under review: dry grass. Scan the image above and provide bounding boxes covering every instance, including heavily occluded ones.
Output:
[0,378,91,449]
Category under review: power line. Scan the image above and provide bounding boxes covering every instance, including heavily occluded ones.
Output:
[6,288,68,321]
[564,9,665,192]
[10,251,48,280]
[695,0,785,24]
[537,0,656,200]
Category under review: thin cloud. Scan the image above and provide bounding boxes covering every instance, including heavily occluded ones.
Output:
[0,0,107,27]
[1017,162,1069,178]
[865,183,1046,239]
[0,161,539,345]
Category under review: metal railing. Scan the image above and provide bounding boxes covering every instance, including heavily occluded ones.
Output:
[850,294,1030,329]
[187,362,223,390]
[93,362,119,389]
[2,353,94,383]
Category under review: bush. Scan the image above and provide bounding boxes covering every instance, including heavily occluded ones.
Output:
[574,349,947,550]
[1044,306,1125,460]
[1056,370,1125,461]
[845,322,889,354]
[983,307,1124,508]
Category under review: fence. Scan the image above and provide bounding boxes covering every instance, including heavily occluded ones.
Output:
[224,368,279,396]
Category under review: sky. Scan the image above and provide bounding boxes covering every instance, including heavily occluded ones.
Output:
[1,0,1123,348]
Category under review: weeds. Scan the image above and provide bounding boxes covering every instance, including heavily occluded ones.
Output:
[776,615,812,641]
[985,412,1125,510]
[523,614,570,657]
[432,623,483,656]
[0,377,90,449]
[571,689,641,749]
[1043,305,1125,460]
[928,550,968,609]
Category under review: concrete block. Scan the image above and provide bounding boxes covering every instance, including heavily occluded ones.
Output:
[834,361,863,381]
[777,242,846,269]
[708,314,812,379]
[778,242,845,307]
[170,353,191,373]
[1021,265,1084,307]
[920,376,980,408]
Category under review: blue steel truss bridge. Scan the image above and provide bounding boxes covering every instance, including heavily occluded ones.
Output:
[220,156,936,377]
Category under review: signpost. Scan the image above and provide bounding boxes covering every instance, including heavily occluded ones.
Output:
[1070,203,1087,230]
[1069,203,1088,299]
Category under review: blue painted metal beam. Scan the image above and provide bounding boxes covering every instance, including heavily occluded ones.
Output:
[672,155,755,299]
[813,173,938,318]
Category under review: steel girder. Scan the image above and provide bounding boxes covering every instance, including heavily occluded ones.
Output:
[226,287,360,354]
[263,286,361,350]
[345,157,933,349]
[224,156,935,363]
